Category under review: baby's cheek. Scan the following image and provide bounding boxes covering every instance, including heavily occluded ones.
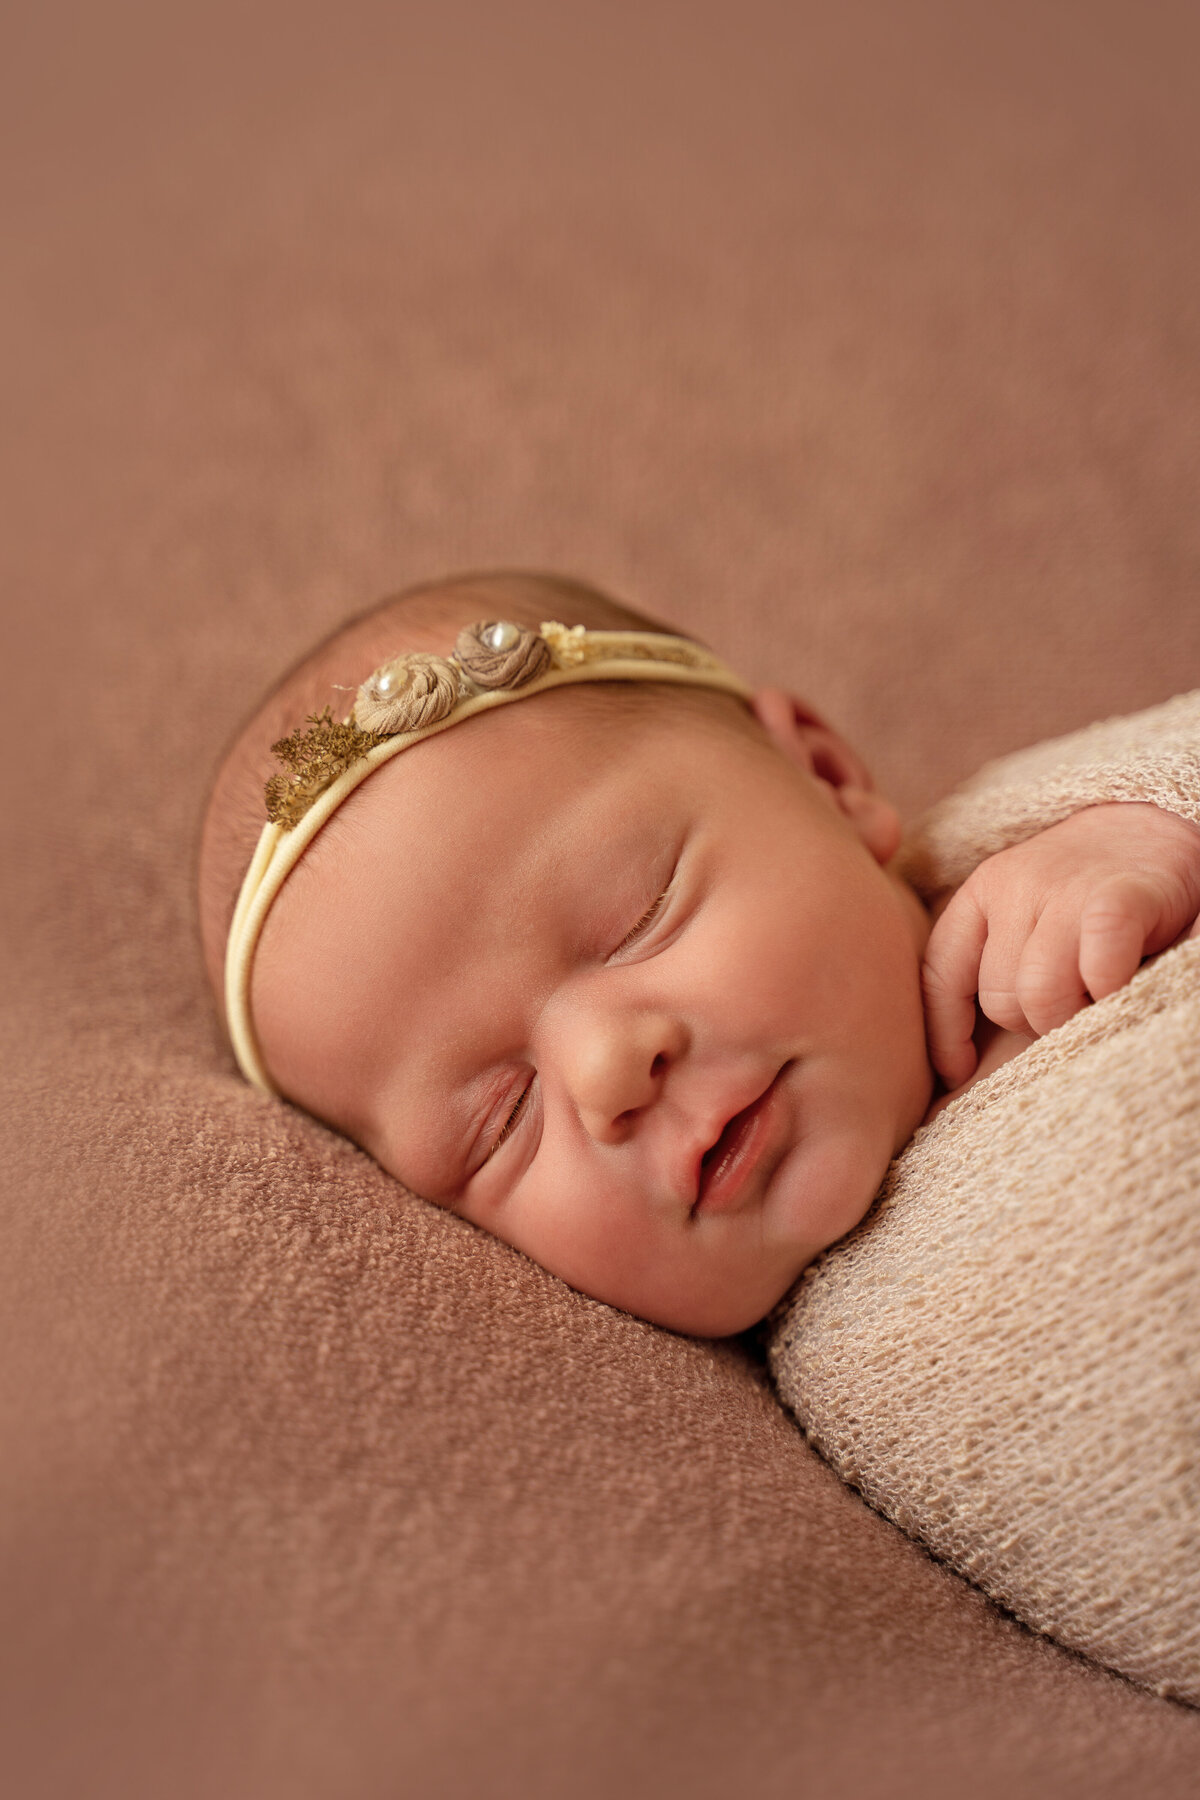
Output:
[497,1157,653,1297]
[689,901,818,1024]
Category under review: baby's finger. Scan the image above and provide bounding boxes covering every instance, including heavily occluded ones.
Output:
[1078,874,1161,1001]
[975,912,1042,1036]
[921,892,988,1089]
[1013,909,1090,1036]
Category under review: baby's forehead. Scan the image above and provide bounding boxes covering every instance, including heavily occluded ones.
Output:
[278,678,762,941]
[309,680,708,855]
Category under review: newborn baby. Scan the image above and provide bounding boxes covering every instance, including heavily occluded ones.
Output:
[199,569,1200,1336]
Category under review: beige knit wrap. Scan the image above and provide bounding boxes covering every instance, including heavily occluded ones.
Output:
[767,690,1200,1704]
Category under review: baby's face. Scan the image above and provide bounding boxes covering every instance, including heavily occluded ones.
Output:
[252,686,933,1335]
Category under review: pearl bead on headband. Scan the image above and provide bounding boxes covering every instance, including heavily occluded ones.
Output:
[225,618,755,1094]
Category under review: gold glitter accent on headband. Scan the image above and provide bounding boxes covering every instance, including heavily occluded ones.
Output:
[539,620,589,665]
[540,618,714,670]
[264,708,385,829]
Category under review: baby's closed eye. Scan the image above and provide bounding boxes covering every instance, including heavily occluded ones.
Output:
[486,1080,533,1162]
[611,886,671,955]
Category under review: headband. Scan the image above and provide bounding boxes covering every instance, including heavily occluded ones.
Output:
[225,618,755,1093]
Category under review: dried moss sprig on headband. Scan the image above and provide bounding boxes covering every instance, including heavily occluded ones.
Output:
[227,618,756,1094]
[265,711,385,830]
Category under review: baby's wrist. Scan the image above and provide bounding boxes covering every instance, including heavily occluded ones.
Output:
[1071,799,1200,866]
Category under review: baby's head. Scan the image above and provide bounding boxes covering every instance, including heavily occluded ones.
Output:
[200,572,933,1336]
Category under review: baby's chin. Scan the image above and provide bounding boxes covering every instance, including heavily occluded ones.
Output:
[763,1093,909,1274]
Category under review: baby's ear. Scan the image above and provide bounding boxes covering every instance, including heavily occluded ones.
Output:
[751,687,902,866]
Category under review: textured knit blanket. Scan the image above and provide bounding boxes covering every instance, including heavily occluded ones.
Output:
[767,691,1200,1704]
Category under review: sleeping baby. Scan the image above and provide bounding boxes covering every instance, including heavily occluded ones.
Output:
[198,568,1200,1338]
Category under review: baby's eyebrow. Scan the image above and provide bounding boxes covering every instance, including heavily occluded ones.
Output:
[390,1138,471,1212]
[361,1075,472,1209]
[404,1071,513,1207]
[400,1112,474,1208]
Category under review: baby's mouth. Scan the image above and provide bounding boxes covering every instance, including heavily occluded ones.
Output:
[693,1065,790,1217]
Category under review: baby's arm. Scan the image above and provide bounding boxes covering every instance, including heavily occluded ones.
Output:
[922,801,1200,1088]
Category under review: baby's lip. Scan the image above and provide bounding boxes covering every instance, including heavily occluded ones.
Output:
[688,1064,791,1218]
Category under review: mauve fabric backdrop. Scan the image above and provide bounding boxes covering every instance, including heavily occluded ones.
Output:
[2,3,1199,1796]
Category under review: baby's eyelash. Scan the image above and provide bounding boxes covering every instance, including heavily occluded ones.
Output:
[487,1082,531,1161]
[613,888,670,954]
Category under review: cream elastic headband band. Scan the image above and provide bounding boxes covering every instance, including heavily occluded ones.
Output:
[225,617,755,1094]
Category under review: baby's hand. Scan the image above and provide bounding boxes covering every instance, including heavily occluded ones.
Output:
[921,802,1200,1088]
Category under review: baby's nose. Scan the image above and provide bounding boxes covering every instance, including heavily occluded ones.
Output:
[559,1008,688,1144]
